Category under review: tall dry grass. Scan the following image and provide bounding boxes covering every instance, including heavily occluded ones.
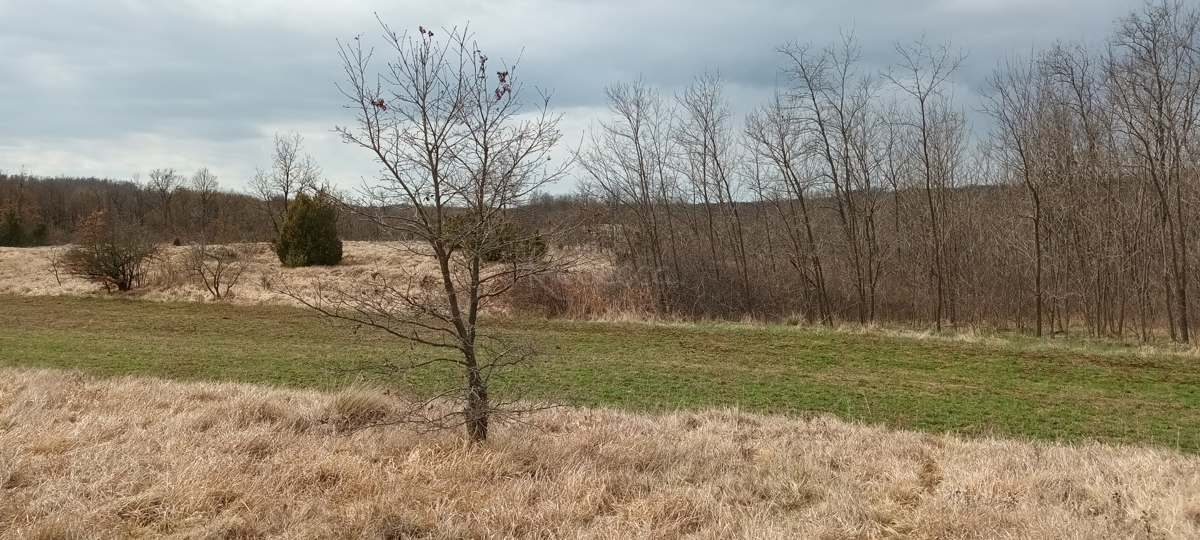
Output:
[0,243,652,318]
[505,268,660,320]
[1,367,1198,539]
[0,243,452,307]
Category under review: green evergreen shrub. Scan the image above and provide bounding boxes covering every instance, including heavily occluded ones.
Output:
[0,209,48,247]
[489,218,547,263]
[0,210,21,247]
[274,191,343,267]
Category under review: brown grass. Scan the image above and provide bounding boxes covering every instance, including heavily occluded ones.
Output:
[0,242,464,306]
[1,367,1198,539]
[0,243,645,318]
[5,244,1200,537]
[505,267,660,320]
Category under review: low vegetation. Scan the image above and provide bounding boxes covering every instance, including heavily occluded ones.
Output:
[274,191,342,268]
[59,211,158,292]
[0,241,448,305]
[1,367,1197,539]
[2,293,1198,453]
[2,242,1199,536]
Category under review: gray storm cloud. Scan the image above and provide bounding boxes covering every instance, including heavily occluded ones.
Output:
[0,0,1140,191]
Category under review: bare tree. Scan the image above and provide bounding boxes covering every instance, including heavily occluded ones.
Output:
[146,168,182,234]
[190,168,220,233]
[283,23,567,443]
[885,38,966,331]
[745,90,833,324]
[1106,0,1200,342]
[779,34,886,324]
[575,78,683,311]
[676,70,755,314]
[983,53,1052,336]
[249,132,322,236]
[1043,43,1144,340]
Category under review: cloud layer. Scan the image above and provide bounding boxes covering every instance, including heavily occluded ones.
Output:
[0,0,1140,192]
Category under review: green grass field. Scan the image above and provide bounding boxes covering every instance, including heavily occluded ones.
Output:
[2,294,1198,452]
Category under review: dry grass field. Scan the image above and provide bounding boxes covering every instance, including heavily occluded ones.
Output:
[0,242,630,318]
[2,367,1199,539]
[0,242,441,307]
[3,244,1200,538]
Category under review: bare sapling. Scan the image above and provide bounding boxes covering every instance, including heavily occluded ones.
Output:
[188,243,251,300]
[277,21,570,443]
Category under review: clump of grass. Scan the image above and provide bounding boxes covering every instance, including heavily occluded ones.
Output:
[1185,498,1200,526]
[328,387,395,431]
[1,367,1198,539]
[503,266,660,321]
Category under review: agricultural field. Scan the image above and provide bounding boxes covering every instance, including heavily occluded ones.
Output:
[2,245,1200,538]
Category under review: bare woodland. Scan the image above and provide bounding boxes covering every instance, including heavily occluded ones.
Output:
[576,0,1200,342]
[3,1,1200,344]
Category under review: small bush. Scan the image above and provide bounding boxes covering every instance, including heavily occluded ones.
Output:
[446,213,547,263]
[61,211,158,292]
[0,209,48,247]
[274,192,343,267]
[188,243,251,299]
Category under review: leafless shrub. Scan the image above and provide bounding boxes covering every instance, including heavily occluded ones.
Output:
[249,132,321,237]
[187,243,251,299]
[506,269,658,319]
[47,246,64,286]
[60,211,158,293]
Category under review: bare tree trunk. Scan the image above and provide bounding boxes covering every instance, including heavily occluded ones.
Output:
[778,34,882,324]
[1107,0,1200,342]
[886,38,964,331]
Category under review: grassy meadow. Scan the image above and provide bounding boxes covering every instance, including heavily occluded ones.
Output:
[4,242,1200,538]
[2,293,1199,452]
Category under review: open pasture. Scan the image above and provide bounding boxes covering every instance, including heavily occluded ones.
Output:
[2,294,1198,452]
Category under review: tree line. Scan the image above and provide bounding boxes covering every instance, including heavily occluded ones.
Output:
[0,135,385,247]
[3,0,1198,344]
[571,0,1200,342]
[0,169,267,245]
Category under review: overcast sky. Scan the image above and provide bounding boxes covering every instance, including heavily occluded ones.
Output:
[1,0,1141,194]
